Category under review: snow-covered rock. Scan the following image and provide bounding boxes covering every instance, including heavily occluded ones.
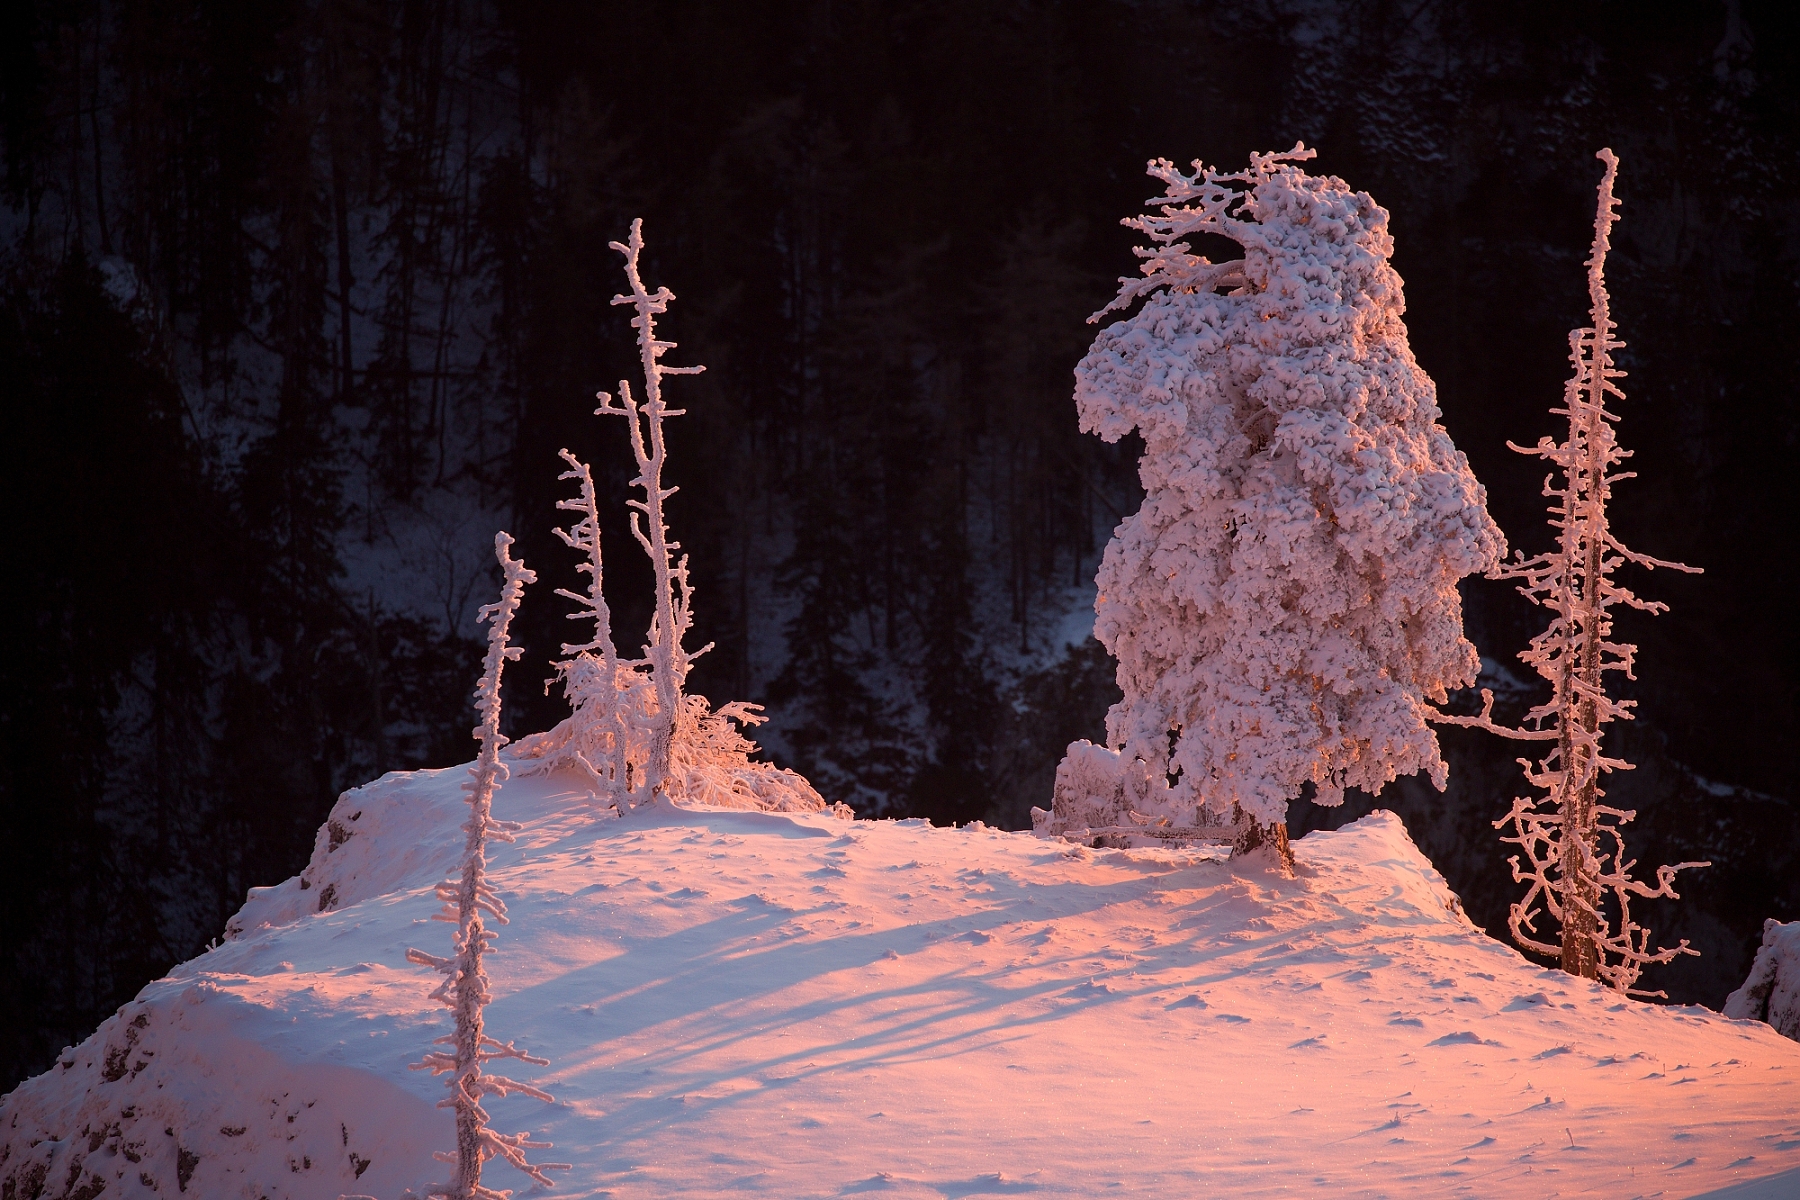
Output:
[1725,919,1800,1041]
[4,766,1798,1199]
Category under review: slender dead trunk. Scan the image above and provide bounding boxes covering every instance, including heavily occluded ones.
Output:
[1558,767,1600,977]
[406,534,563,1198]
[1558,159,1623,981]
[1440,149,1705,993]
[597,219,705,804]
[1559,479,1607,980]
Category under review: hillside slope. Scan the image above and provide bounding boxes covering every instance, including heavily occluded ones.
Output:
[3,766,1797,1199]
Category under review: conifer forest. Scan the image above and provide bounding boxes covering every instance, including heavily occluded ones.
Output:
[2,0,1796,1092]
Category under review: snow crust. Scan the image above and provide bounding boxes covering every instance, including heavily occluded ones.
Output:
[5,769,1799,1199]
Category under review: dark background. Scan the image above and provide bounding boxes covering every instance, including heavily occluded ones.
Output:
[2,0,1795,1092]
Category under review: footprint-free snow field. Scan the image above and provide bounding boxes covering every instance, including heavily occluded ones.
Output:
[4,766,1797,1199]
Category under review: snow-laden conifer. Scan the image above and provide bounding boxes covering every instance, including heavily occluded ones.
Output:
[513,220,834,817]
[404,533,567,1199]
[1434,150,1705,994]
[1038,146,1503,872]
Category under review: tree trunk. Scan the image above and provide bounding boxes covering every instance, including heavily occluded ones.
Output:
[1559,841,1600,977]
[1560,358,1610,981]
[1231,805,1295,877]
[1559,753,1602,979]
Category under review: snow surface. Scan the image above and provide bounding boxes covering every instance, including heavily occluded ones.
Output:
[4,768,1798,1200]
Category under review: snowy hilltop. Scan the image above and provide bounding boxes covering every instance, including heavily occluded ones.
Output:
[3,766,1797,1199]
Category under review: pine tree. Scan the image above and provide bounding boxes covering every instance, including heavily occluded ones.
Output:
[1435,150,1706,994]
[1042,146,1503,874]
[405,533,566,1200]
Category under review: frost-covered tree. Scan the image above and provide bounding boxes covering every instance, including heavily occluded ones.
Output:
[539,447,638,806]
[593,218,706,804]
[1038,145,1503,873]
[1436,150,1705,994]
[1724,920,1800,1041]
[513,221,834,817]
[405,533,566,1200]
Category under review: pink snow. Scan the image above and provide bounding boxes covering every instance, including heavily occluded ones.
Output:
[3,768,1796,1199]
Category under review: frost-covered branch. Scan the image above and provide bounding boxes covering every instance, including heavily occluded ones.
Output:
[1428,688,1560,741]
[537,448,635,809]
[1090,142,1315,322]
[551,449,619,660]
[404,533,567,1199]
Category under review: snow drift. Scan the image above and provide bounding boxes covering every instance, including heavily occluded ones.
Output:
[4,767,1798,1199]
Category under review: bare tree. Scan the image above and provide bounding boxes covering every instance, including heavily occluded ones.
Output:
[510,221,834,818]
[405,533,566,1199]
[1436,150,1706,995]
[544,447,635,807]
[595,218,709,805]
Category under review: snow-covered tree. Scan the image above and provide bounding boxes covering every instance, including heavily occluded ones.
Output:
[1435,150,1705,994]
[405,533,566,1200]
[512,220,835,817]
[1725,920,1800,1041]
[539,447,638,807]
[1038,145,1503,873]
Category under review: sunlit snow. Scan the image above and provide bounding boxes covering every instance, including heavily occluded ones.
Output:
[3,768,1796,1199]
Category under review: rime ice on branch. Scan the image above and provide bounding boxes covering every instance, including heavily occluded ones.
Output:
[1433,149,1705,995]
[404,533,567,1200]
[1040,145,1503,873]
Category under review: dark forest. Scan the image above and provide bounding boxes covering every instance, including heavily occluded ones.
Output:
[2,0,1795,1091]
